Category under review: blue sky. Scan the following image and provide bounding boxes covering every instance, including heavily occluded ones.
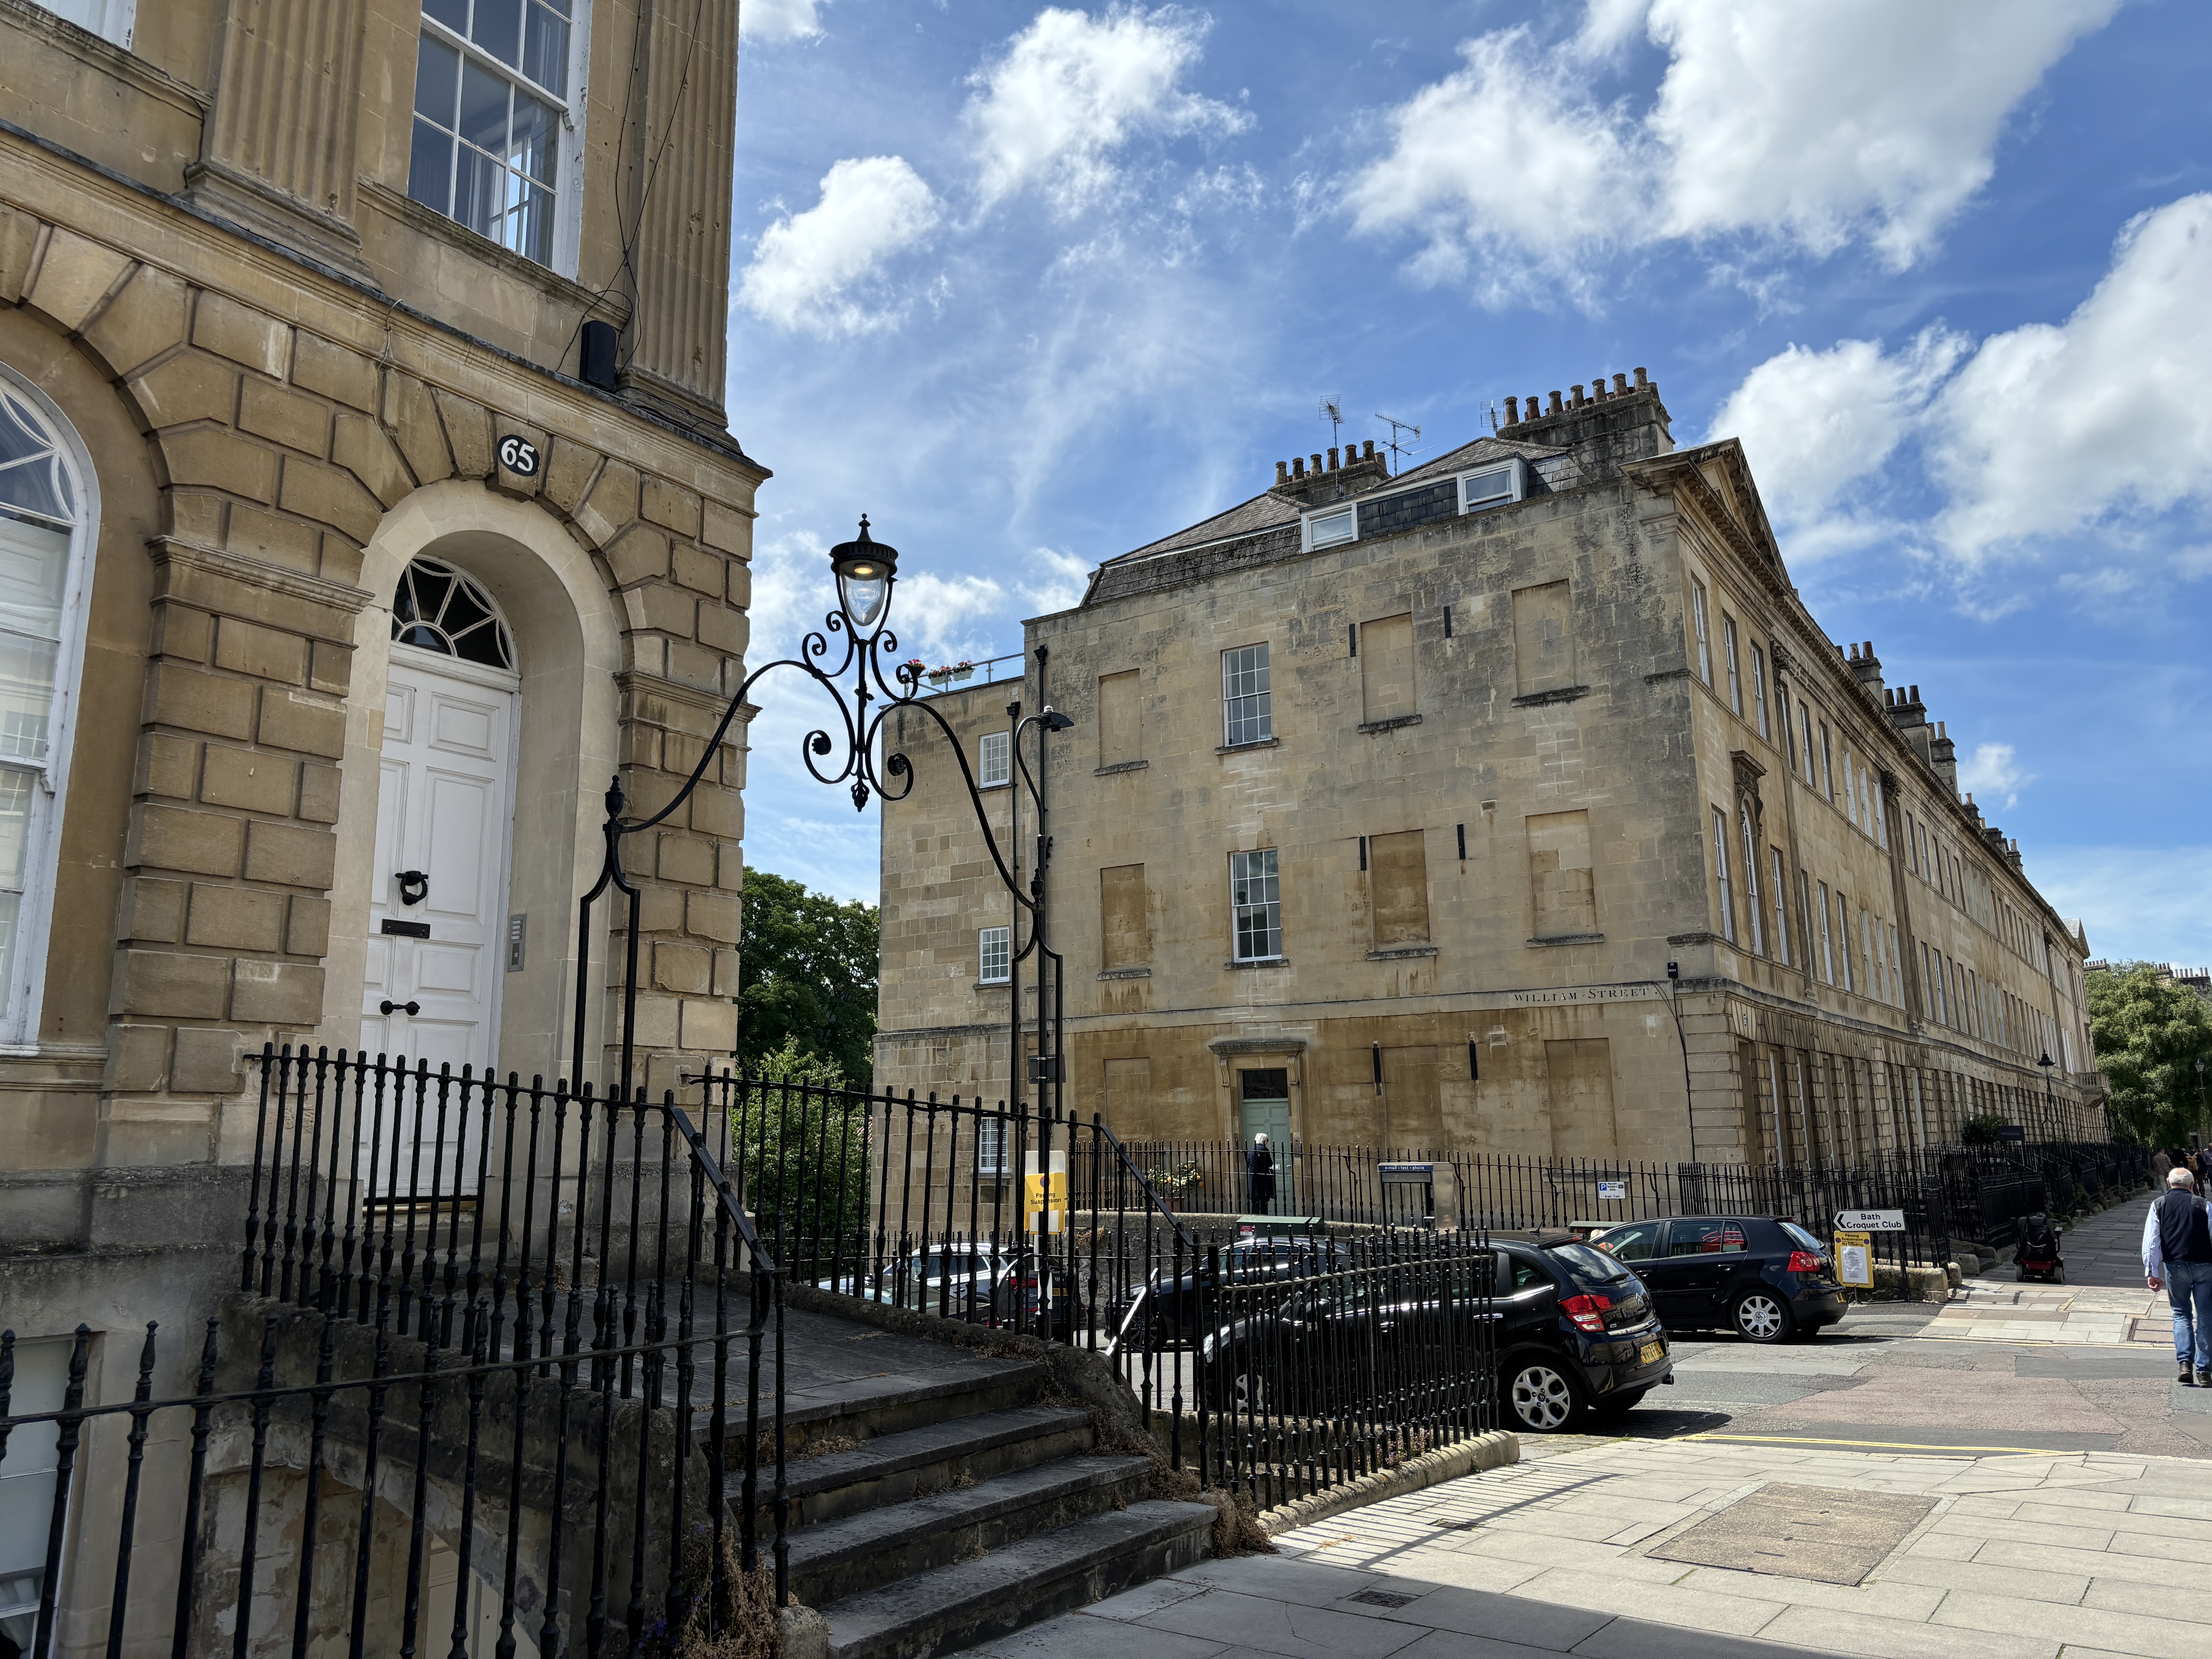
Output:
[721,0,2212,968]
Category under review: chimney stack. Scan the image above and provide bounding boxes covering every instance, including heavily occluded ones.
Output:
[1930,720,1959,797]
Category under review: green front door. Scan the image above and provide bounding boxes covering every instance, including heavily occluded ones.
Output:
[1237,1068,1291,1211]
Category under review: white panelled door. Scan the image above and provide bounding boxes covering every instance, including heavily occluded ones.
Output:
[361,647,517,1192]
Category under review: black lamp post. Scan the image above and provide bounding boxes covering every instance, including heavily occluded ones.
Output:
[2037,1049,2057,1147]
[2196,1055,2207,1145]
[571,518,1073,1133]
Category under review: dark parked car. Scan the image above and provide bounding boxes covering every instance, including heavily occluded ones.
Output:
[1111,1236,1343,1352]
[1586,1216,1844,1343]
[1489,1231,1676,1433]
[1197,1231,1674,1436]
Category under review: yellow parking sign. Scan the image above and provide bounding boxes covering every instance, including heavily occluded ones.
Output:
[1834,1230,1873,1288]
[1024,1150,1067,1235]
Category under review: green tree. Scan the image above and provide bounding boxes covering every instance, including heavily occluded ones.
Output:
[2087,963,2212,1146]
[733,1037,869,1251]
[736,869,879,1088]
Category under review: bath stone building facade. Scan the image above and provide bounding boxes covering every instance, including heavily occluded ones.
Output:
[877,373,2106,1166]
[0,0,754,1629]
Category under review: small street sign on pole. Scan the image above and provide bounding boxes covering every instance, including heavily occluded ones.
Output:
[1834,1230,1874,1288]
[1836,1209,1906,1232]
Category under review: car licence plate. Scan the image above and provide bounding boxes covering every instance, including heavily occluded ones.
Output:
[1638,1340,1664,1365]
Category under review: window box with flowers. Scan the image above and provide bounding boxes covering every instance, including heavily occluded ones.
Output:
[926,659,976,687]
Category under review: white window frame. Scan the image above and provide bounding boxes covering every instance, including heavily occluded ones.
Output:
[1690,579,1712,685]
[1771,848,1790,966]
[414,0,594,279]
[1222,643,1272,747]
[1835,891,1853,992]
[37,0,136,46]
[978,925,1011,985]
[0,369,98,1053]
[1230,848,1282,962]
[1817,880,1834,984]
[1723,616,1743,715]
[1458,456,1526,514]
[0,1334,76,1625]
[974,1112,1010,1177]
[1713,809,1735,945]
[1739,807,1763,956]
[1301,504,1357,551]
[977,729,1011,788]
[1751,646,1769,740]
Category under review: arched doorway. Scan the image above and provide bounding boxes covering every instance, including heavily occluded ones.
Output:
[360,556,521,1081]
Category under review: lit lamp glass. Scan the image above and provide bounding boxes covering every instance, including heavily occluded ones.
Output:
[829,517,898,634]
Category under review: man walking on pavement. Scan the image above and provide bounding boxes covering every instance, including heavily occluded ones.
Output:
[2144,1164,2212,1385]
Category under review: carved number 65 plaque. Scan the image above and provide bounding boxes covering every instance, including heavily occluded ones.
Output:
[498,434,541,476]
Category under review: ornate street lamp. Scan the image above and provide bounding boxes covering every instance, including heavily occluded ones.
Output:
[2037,1049,2057,1146]
[829,515,896,635]
[570,517,1074,1159]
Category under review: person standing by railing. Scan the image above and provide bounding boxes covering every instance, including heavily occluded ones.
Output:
[1247,1133,1275,1216]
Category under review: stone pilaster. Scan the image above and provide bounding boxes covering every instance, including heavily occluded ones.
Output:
[187,0,373,277]
[616,0,737,431]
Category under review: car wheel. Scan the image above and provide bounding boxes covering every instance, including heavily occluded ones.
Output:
[1594,1386,1649,1415]
[1228,1370,1269,1413]
[1733,1289,1795,1344]
[1503,1358,1586,1432]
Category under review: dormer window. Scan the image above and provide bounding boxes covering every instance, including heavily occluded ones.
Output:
[1304,505,1357,551]
[1460,457,1526,513]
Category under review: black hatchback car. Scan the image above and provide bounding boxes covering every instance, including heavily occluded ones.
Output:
[1586,1216,1844,1343]
[1491,1231,1676,1433]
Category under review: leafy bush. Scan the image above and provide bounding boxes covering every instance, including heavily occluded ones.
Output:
[730,1038,871,1244]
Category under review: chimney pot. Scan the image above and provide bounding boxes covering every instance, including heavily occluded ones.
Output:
[1291,457,1305,478]
[1909,684,1920,701]
[1505,396,1520,422]
[1310,453,1323,474]
[1937,720,1947,737]
[1328,447,1340,471]
[1863,639,1874,656]
[1275,460,1288,483]
[1363,438,1375,460]
[1548,391,1563,415]
[1571,384,1585,407]
[1614,373,1628,395]
[1633,367,1649,388]
[1849,644,1860,661]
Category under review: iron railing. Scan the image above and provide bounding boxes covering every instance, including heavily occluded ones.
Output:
[1194,1230,1498,1515]
[0,1046,791,1659]
[699,1075,1504,1510]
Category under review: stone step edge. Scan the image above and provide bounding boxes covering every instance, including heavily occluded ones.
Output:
[783,1454,1154,1575]
[722,1403,1095,1503]
[816,1499,1218,1659]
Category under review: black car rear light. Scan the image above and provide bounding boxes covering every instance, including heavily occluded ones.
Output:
[1786,1250,1824,1275]
[1560,1293,1612,1334]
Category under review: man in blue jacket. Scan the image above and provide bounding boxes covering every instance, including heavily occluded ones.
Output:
[2144,1165,2212,1386]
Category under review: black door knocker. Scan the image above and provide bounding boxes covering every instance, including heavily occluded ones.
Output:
[395,869,429,907]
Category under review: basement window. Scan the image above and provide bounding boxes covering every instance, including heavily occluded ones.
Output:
[1460,458,1526,513]
[1304,506,1357,551]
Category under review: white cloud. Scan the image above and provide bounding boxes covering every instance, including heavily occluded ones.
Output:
[738,156,941,337]
[1929,192,2212,563]
[1646,0,2118,267]
[1016,548,1092,616]
[1957,742,2033,809]
[1345,0,2117,302]
[888,571,1008,665]
[741,0,828,43]
[966,6,1250,215]
[1706,328,1965,560]
[2030,846,2212,966]
[1709,193,2212,580]
[1342,27,1646,307]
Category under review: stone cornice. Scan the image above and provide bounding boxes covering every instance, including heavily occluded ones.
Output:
[0,0,211,117]
[358,179,632,327]
[1206,1036,1308,1055]
[615,670,755,724]
[0,124,766,495]
[148,536,374,617]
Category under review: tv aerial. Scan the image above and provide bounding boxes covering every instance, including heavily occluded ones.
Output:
[1377,414,1422,476]
[1320,397,1345,447]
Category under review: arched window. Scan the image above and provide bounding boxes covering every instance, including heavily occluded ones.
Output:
[391,556,516,670]
[0,371,96,1045]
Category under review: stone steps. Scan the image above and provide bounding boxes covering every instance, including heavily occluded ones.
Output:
[782,1453,1154,1606]
[819,1499,1216,1659]
[711,1314,1213,1658]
